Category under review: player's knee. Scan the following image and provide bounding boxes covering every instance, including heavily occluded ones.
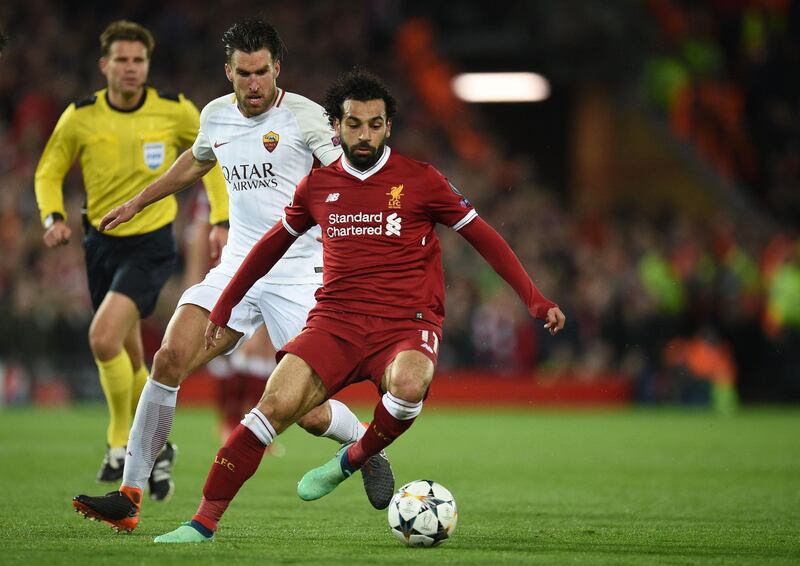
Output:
[257,394,312,435]
[88,324,122,361]
[257,401,290,433]
[296,404,329,436]
[151,344,189,387]
[387,373,429,403]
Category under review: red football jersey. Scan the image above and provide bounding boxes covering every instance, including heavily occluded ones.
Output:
[282,147,476,328]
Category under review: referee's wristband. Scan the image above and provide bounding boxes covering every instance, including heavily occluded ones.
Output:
[213,220,230,229]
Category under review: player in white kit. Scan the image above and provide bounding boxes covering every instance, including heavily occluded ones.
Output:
[72,19,394,534]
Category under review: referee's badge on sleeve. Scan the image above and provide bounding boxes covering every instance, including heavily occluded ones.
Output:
[143,142,166,170]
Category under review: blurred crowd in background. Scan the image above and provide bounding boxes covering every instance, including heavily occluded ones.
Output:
[0,0,797,406]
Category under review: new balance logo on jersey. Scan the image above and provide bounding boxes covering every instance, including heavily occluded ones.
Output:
[386,213,402,236]
[325,193,340,203]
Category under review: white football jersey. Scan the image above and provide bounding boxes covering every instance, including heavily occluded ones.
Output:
[193,89,342,283]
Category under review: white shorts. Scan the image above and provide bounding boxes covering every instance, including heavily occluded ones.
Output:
[177,269,319,353]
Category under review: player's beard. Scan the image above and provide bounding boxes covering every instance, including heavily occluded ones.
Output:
[236,86,275,117]
[342,140,386,171]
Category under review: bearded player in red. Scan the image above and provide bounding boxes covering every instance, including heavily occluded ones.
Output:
[154,69,565,543]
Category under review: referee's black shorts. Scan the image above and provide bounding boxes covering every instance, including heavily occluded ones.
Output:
[83,218,178,318]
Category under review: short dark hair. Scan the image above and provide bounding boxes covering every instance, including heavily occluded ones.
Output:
[222,19,286,64]
[323,69,397,128]
[100,20,155,58]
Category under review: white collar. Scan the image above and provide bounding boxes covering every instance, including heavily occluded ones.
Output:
[340,146,391,181]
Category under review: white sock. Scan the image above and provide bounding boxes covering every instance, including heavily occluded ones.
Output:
[241,407,275,446]
[322,399,366,444]
[382,392,423,420]
[121,379,178,491]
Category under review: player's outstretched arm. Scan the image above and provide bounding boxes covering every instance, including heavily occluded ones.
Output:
[458,216,565,335]
[99,149,216,232]
[205,221,299,350]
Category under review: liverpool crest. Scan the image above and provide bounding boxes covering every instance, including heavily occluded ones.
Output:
[386,184,404,209]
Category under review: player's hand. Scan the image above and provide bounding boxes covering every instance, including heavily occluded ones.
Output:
[204,320,226,351]
[209,225,229,265]
[99,201,139,232]
[43,222,71,248]
[543,307,566,336]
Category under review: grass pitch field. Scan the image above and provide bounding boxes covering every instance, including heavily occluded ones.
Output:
[0,406,798,565]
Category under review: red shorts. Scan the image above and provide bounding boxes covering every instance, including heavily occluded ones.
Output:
[278,310,442,398]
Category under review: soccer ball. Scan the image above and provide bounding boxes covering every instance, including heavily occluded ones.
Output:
[387,480,458,547]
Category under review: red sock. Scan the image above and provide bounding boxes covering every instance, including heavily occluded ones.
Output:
[346,400,416,470]
[193,424,266,531]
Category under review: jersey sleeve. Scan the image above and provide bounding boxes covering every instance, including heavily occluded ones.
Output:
[284,94,343,166]
[426,166,478,230]
[281,175,317,236]
[459,217,558,321]
[34,104,79,223]
[192,99,218,162]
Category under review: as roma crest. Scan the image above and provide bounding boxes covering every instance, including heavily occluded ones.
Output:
[263,131,280,152]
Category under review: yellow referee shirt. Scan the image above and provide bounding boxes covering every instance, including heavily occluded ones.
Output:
[35,87,228,236]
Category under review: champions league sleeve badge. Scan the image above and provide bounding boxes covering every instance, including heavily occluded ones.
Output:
[448,180,471,208]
